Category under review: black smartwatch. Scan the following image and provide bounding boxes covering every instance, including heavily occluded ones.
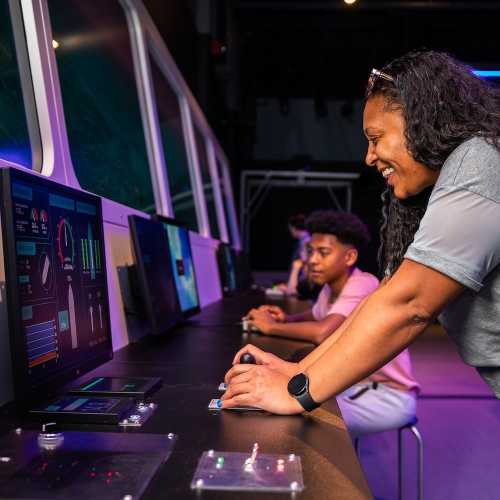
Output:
[287,373,320,412]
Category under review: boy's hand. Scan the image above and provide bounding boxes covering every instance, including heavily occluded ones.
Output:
[256,305,287,322]
[247,310,276,334]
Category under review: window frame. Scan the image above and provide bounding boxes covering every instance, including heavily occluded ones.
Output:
[16,0,239,241]
[214,151,241,249]
[0,0,42,172]
[145,36,205,233]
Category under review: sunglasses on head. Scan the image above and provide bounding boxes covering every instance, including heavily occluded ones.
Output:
[367,68,395,94]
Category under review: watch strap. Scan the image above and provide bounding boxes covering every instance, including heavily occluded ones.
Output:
[295,388,320,412]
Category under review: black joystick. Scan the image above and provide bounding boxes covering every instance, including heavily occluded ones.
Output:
[240,352,256,364]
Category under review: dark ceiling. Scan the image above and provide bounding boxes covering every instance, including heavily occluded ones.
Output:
[233,0,500,99]
[143,0,500,102]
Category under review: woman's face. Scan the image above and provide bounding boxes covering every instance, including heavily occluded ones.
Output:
[363,95,439,199]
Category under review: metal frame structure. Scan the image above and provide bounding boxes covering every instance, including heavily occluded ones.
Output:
[1,0,240,244]
[239,169,360,252]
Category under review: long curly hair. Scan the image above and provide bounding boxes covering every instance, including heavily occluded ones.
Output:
[367,50,500,277]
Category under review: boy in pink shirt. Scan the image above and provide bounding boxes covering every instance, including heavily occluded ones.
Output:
[246,210,418,437]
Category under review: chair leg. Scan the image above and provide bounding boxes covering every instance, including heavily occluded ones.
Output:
[410,425,424,500]
[398,427,403,500]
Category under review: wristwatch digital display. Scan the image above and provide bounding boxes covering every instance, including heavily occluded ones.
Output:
[287,373,320,412]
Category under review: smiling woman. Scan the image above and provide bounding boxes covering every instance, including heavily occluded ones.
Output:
[363,95,440,200]
[222,50,500,417]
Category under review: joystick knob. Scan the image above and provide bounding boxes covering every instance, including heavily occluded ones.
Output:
[240,352,256,364]
[38,422,64,451]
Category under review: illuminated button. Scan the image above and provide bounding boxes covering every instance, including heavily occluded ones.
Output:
[216,457,224,469]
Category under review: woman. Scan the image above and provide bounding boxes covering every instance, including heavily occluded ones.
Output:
[221,50,500,414]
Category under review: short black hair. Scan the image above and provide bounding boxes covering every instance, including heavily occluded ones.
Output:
[288,213,306,230]
[305,210,370,251]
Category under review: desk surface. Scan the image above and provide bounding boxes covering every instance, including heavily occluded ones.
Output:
[1,293,373,500]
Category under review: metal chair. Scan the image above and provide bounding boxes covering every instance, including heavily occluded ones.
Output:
[354,416,423,500]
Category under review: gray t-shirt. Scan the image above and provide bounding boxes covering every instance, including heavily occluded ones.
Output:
[405,137,500,397]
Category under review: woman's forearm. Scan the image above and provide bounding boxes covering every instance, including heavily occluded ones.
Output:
[305,284,431,401]
[297,297,367,371]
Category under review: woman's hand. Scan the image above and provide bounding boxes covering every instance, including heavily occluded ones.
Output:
[229,344,299,379]
[221,364,303,415]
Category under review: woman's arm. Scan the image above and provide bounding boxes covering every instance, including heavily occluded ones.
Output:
[222,259,464,412]
[305,259,464,400]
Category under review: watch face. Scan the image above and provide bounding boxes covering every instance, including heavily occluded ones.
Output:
[288,373,307,396]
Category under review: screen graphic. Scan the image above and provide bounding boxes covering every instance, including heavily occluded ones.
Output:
[162,223,199,314]
[218,243,237,294]
[2,168,112,397]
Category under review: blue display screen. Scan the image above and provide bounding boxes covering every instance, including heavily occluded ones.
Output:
[163,223,199,313]
[218,243,237,293]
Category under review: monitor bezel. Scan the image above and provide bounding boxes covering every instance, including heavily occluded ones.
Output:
[152,214,201,318]
[128,214,183,335]
[0,167,113,405]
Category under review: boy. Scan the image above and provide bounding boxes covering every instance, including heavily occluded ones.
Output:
[245,210,419,437]
[247,210,378,344]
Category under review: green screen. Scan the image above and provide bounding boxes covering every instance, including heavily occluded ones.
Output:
[149,53,198,231]
[48,0,155,212]
[0,0,35,168]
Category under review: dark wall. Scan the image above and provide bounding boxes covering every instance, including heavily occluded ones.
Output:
[145,1,500,272]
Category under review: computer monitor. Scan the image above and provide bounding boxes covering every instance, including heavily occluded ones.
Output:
[217,243,238,295]
[153,215,200,317]
[234,249,254,291]
[128,215,183,335]
[0,168,113,403]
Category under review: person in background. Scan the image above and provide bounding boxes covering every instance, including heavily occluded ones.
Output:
[246,210,419,437]
[288,213,309,263]
[273,213,312,296]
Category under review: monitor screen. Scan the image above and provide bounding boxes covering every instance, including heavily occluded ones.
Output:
[154,215,200,317]
[217,243,237,295]
[0,168,112,402]
[128,215,182,334]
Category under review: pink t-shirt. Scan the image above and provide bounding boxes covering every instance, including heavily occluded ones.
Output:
[312,268,420,394]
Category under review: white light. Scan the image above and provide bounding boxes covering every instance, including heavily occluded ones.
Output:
[52,40,59,49]
[344,0,357,4]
